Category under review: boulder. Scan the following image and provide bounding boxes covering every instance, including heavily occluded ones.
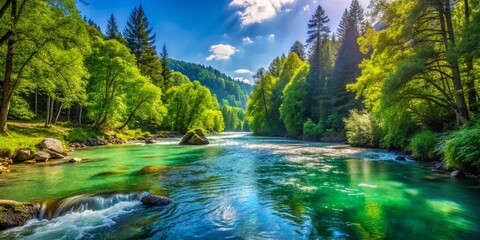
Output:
[15,149,33,162]
[449,170,466,179]
[86,138,107,146]
[141,195,172,207]
[395,156,406,161]
[33,151,50,162]
[145,138,156,144]
[69,158,82,163]
[37,138,67,159]
[179,129,209,145]
[0,200,40,230]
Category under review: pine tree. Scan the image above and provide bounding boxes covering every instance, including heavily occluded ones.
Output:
[328,0,365,120]
[123,5,163,87]
[290,41,306,61]
[123,5,156,66]
[106,14,120,40]
[306,5,330,47]
[304,4,332,122]
[337,9,349,41]
[160,43,172,90]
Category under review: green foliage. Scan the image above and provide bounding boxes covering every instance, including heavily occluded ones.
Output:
[280,64,309,136]
[66,128,102,143]
[303,119,325,140]
[0,148,12,158]
[169,59,253,108]
[170,72,191,86]
[440,123,480,170]
[247,70,276,135]
[221,103,247,131]
[165,81,223,133]
[192,128,207,137]
[344,109,382,147]
[381,107,419,149]
[408,130,439,161]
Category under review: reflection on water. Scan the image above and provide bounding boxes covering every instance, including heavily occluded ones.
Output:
[0,134,479,239]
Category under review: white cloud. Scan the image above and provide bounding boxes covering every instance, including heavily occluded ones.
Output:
[303,5,310,11]
[206,44,238,61]
[235,69,254,75]
[268,33,275,41]
[234,77,252,84]
[243,37,254,44]
[230,0,297,26]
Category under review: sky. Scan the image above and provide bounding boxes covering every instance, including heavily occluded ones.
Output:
[78,0,369,84]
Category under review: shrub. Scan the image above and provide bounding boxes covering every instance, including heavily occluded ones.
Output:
[408,130,439,161]
[303,119,325,140]
[439,123,480,171]
[343,109,383,147]
[381,107,419,149]
[0,148,12,158]
[67,127,102,142]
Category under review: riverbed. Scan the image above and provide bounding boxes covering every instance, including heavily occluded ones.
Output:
[0,133,479,239]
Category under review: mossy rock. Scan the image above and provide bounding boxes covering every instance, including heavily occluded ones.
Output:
[0,200,40,230]
[179,128,209,145]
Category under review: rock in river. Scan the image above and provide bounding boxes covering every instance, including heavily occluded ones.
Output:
[0,200,40,230]
[37,138,67,159]
[69,158,82,163]
[141,195,172,207]
[449,170,466,179]
[179,128,209,145]
[14,148,33,162]
[138,165,185,174]
[33,151,50,162]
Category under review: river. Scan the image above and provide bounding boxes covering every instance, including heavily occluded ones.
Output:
[0,133,479,239]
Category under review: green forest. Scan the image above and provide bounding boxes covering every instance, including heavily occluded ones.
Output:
[247,0,480,172]
[0,0,252,148]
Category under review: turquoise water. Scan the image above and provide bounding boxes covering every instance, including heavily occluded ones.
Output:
[0,133,479,239]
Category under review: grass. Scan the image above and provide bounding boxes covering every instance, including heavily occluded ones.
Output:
[0,121,102,153]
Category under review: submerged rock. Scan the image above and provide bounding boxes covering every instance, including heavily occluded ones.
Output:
[33,151,50,162]
[37,138,67,159]
[179,129,209,145]
[24,160,36,164]
[0,166,10,174]
[141,195,172,207]
[395,156,406,161]
[0,200,40,230]
[138,165,184,174]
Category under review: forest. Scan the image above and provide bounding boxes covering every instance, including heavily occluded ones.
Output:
[247,0,480,172]
[0,0,252,143]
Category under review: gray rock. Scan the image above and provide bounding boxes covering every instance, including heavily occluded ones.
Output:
[15,149,33,162]
[69,158,82,163]
[37,138,67,159]
[141,195,172,207]
[33,151,50,162]
[0,200,40,230]
[449,170,466,179]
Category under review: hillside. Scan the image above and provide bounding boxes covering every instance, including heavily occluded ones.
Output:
[169,59,253,108]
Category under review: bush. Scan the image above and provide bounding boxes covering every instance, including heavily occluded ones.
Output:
[0,148,12,158]
[67,127,102,142]
[343,109,382,147]
[439,123,480,171]
[408,130,439,161]
[303,119,325,140]
[381,107,419,149]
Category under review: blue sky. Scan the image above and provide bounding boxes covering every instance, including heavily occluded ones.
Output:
[78,0,369,84]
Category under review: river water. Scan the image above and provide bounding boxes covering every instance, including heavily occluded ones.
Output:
[0,133,479,239]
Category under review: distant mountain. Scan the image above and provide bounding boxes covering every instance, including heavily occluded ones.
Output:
[169,59,253,109]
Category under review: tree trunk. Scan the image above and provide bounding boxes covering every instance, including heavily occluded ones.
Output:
[67,107,70,122]
[54,102,63,124]
[45,96,51,127]
[49,98,55,124]
[78,106,83,126]
[440,0,469,124]
[34,88,38,116]
[464,0,477,113]
[118,99,147,130]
